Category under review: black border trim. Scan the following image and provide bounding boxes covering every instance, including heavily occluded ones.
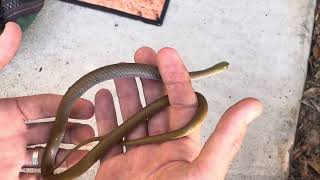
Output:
[59,0,170,26]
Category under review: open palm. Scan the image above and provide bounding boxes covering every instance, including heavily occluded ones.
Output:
[95,47,263,180]
[0,24,262,179]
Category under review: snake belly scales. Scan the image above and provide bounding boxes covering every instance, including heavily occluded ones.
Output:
[40,61,229,180]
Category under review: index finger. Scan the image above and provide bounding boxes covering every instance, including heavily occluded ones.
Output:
[156,48,198,131]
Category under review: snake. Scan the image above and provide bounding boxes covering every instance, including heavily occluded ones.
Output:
[40,61,229,180]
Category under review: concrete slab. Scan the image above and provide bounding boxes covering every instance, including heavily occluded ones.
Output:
[0,0,315,179]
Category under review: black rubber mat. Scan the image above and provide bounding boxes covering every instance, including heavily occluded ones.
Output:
[0,0,44,32]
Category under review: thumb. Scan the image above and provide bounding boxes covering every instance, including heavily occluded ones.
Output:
[191,98,263,180]
[0,22,22,70]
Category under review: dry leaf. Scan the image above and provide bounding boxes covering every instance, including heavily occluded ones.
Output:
[315,69,320,80]
[292,144,310,160]
[306,129,320,146]
[308,160,320,175]
[303,88,320,98]
[313,45,320,60]
[301,99,315,110]
[306,80,320,88]
[301,160,310,178]
[309,99,320,112]
[316,38,320,49]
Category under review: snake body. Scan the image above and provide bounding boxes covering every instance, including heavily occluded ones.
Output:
[41,62,229,180]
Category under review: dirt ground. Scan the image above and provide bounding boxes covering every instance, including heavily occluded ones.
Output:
[288,1,320,179]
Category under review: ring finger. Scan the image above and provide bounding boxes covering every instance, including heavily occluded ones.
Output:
[23,147,88,168]
[26,122,94,145]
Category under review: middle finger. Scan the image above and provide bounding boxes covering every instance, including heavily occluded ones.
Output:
[134,47,169,136]
[114,69,147,147]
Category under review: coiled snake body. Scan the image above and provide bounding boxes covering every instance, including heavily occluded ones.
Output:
[41,62,229,180]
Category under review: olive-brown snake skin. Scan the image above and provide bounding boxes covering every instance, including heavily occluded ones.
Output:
[41,62,229,180]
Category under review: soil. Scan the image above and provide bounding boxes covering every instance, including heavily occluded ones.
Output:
[289,1,320,179]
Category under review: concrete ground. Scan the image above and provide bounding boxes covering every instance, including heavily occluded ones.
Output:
[0,0,316,179]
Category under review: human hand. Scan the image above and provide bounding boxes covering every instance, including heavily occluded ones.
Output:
[0,22,22,70]
[0,94,95,180]
[95,47,263,180]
